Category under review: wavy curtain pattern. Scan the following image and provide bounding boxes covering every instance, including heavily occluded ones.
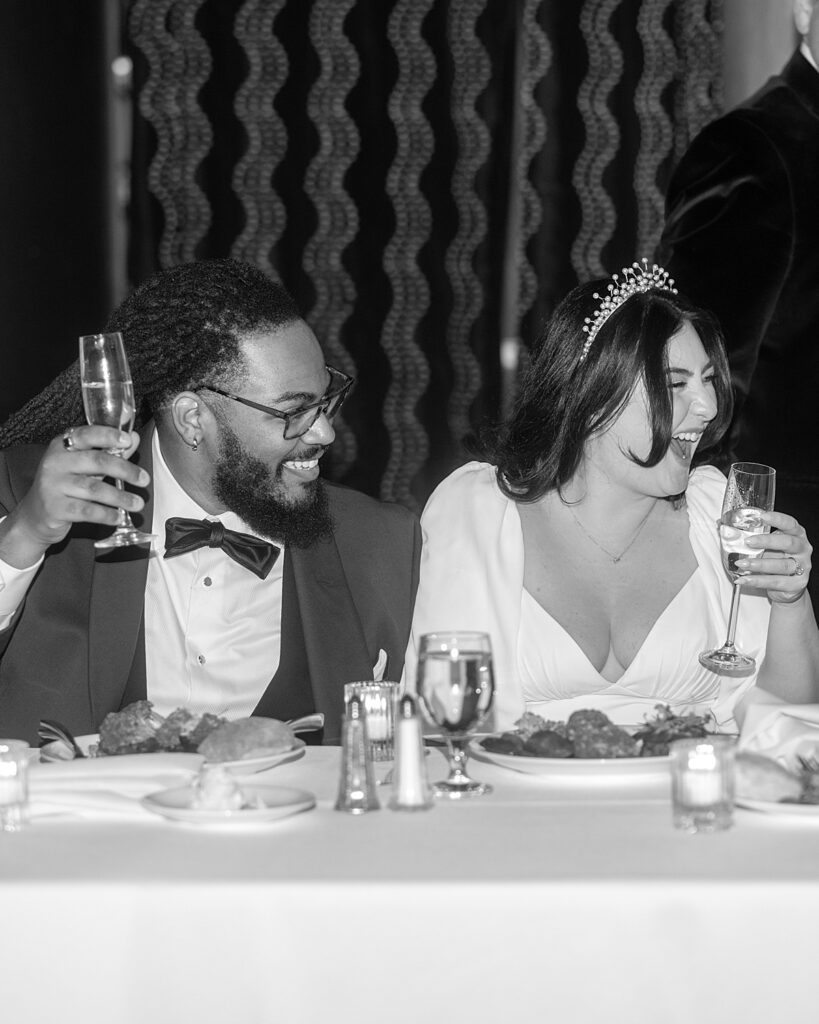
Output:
[126,0,723,508]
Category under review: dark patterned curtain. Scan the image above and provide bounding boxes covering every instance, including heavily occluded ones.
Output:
[124,0,723,509]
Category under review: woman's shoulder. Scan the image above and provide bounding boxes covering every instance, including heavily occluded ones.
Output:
[424,461,503,508]
[685,464,727,519]
[421,461,510,535]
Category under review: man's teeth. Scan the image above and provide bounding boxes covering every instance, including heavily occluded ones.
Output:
[285,458,319,470]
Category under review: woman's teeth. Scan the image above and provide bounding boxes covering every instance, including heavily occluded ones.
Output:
[670,432,700,460]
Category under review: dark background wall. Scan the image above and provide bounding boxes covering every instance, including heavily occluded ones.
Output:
[0,0,795,505]
[0,0,116,421]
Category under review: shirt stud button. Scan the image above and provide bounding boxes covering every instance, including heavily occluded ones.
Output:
[198,654,206,665]
[203,577,212,587]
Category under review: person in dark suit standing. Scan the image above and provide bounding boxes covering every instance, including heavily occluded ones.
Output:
[658,0,819,611]
[0,259,421,745]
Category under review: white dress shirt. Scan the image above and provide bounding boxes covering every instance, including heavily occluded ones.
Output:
[146,432,284,718]
[0,432,285,719]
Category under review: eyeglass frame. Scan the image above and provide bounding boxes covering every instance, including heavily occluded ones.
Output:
[194,364,355,439]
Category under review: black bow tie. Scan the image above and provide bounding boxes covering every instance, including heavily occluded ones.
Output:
[164,517,280,580]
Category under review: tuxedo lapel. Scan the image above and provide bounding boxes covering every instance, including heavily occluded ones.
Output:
[289,533,373,742]
[87,428,155,721]
[783,50,819,121]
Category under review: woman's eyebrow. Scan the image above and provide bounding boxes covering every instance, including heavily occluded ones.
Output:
[665,361,714,375]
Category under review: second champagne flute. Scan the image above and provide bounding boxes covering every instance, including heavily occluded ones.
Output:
[416,631,495,798]
[699,462,775,673]
[79,332,154,549]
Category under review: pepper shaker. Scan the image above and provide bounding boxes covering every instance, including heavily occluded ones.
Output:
[335,696,379,813]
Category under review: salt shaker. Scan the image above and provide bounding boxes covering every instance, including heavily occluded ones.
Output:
[389,695,433,811]
[334,696,379,813]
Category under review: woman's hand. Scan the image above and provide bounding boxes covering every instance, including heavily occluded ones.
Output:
[737,510,812,605]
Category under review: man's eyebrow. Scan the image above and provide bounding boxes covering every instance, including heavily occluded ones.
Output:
[270,388,320,404]
[268,371,332,405]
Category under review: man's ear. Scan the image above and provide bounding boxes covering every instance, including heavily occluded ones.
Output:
[794,0,814,36]
[169,392,203,448]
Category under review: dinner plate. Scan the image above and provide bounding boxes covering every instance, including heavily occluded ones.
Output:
[141,783,316,825]
[469,737,672,778]
[205,740,306,775]
[40,734,305,773]
[736,797,819,818]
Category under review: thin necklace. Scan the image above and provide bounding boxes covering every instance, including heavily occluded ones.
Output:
[568,502,656,564]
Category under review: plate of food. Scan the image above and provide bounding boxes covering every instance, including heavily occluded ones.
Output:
[141,771,316,826]
[470,705,717,778]
[39,701,305,774]
[735,750,819,818]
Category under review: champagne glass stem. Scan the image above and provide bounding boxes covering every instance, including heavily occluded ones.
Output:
[723,579,743,651]
[112,477,132,530]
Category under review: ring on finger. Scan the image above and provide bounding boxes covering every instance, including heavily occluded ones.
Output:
[789,556,805,577]
[62,429,76,452]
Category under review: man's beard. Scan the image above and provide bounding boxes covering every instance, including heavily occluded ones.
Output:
[212,420,334,548]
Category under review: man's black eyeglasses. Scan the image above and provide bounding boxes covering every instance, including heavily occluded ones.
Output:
[196,365,355,440]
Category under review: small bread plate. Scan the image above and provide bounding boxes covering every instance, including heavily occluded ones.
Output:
[141,784,316,826]
[469,736,671,780]
[206,739,306,776]
[736,797,819,819]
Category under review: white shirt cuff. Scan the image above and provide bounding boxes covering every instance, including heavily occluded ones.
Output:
[0,556,43,630]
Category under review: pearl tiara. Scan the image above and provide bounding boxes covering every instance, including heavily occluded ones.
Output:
[579,259,678,363]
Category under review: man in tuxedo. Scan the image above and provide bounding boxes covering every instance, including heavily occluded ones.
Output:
[658,0,819,610]
[0,258,421,745]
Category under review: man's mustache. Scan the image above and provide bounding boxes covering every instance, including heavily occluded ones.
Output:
[284,445,327,461]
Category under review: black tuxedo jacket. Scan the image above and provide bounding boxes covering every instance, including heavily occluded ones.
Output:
[0,430,421,745]
[659,50,819,487]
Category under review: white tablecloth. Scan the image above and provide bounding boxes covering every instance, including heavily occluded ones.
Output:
[2,745,818,1024]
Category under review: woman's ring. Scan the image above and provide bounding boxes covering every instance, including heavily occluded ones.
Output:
[62,429,76,452]
[790,557,805,577]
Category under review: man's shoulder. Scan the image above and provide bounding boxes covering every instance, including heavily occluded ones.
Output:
[712,52,819,145]
[323,483,420,572]
[325,482,419,528]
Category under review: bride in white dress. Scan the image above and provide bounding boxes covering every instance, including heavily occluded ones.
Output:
[405,262,819,732]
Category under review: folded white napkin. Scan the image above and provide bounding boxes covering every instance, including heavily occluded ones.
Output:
[29,752,203,819]
[738,703,819,770]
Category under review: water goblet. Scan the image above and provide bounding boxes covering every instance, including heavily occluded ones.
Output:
[79,332,154,548]
[416,631,495,798]
[699,462,776,673]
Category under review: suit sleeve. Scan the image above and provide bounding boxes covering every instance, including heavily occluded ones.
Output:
[658,114,794,430]
[0,450,41,645]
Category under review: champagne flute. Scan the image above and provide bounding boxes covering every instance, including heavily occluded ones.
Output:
[79,332,154,549]
[416,631,495,798]
[699,462,776,673]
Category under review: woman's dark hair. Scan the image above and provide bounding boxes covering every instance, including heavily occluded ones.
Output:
[0,258,302,446]
[482,277,733,503]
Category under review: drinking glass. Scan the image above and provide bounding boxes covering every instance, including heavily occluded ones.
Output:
[79,332,154,548]
[416,631,495,798]
[670,736,736,833]
[699,462,776,672]
[0,739,30,832]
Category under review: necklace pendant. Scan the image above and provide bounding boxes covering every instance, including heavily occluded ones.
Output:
[612,556,621,564]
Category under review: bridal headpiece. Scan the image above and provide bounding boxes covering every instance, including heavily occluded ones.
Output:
[580,259,677,363]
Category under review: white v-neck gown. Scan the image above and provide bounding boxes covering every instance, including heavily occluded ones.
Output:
[404,462,770,733]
